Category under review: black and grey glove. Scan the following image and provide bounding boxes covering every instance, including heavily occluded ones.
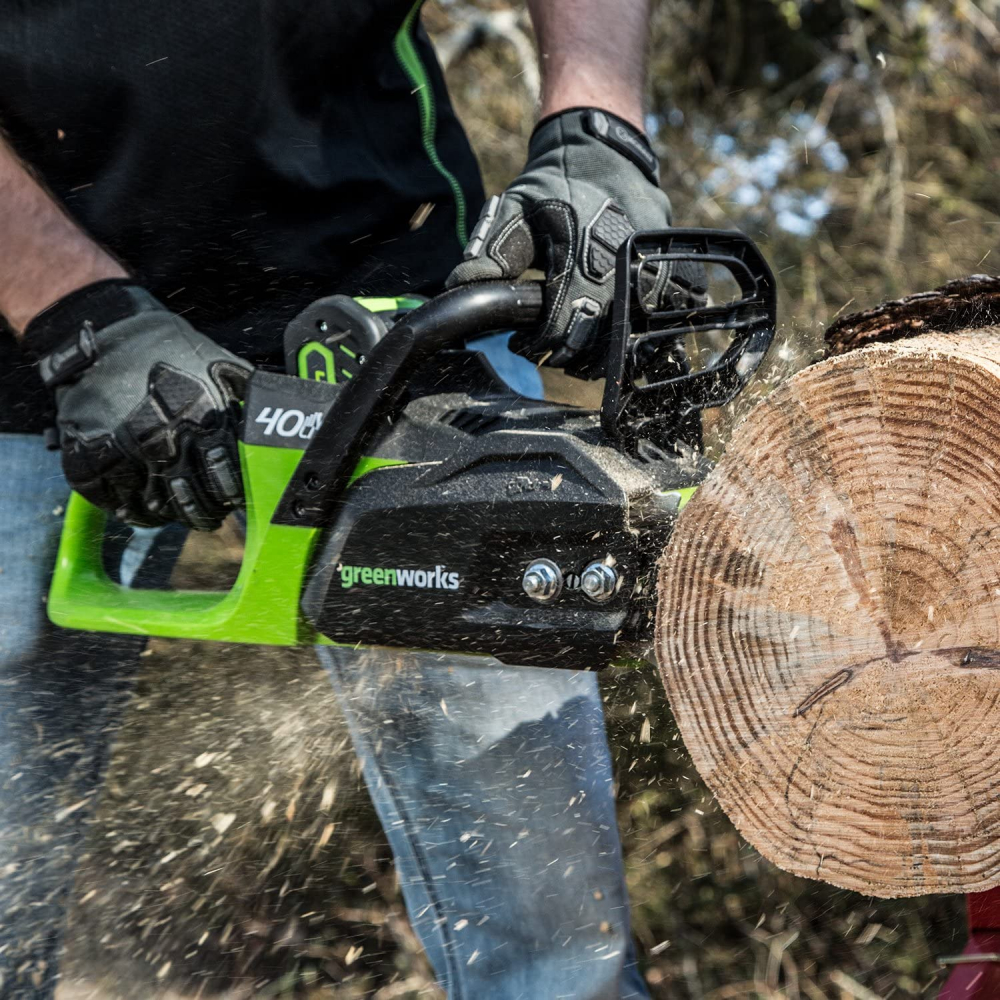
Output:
[26,280,252,531]
[446,107,707,378]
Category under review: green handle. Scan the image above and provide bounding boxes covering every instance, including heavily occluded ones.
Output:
[48,443,323,645]
[47,296,425,645]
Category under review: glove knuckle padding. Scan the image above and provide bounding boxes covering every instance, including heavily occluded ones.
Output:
[34,284,252,529]
[446,192,535,285]
[201,439,242,504]
[583,200,634,282]
[60,430,133,518]
[530,200,577,310]
[210,359,251,402]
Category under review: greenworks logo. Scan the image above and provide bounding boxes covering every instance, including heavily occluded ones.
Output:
[340,563,460,591]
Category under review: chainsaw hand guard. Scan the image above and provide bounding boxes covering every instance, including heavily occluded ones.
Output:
[601,229,777,456]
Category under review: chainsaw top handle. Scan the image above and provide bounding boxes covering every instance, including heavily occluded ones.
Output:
[273,280,545,527]
[273,228,776,528]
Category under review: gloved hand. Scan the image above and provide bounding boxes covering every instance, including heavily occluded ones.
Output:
[26,280,252,531]
[446,107,707,378]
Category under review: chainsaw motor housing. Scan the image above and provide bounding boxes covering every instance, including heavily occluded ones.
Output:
[300,389,706,670]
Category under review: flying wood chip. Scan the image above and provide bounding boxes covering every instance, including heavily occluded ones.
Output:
[658,283,1000,898]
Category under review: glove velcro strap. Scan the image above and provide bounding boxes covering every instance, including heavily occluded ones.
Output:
[581,110,660,184]
[24,280,162,388]
[36,324,100,389]
[534,107,661,185]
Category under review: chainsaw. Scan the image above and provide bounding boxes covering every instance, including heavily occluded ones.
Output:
[47,230,775,671]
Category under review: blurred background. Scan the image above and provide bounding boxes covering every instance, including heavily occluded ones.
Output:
[58,0,997,997]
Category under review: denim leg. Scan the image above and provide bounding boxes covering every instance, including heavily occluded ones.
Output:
[319,646,650,1000]
[0,434,157,999]
[465,332,544,400]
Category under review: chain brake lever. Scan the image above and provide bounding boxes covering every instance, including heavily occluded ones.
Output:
[601,229,777,456]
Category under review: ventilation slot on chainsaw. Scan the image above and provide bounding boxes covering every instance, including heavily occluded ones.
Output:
[440,407,505,436]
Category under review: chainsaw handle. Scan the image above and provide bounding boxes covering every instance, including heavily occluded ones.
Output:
[48,437,324,645]
[272,280,545,527]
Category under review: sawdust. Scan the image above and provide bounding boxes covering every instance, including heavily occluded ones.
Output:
[57,532,438,998]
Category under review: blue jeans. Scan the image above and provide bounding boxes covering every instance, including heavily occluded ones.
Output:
[0,437,150,997]
[0,429,648,1000]
[321,647,649,1000]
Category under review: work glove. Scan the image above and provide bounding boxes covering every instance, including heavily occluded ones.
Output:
[26,280,252,531]
[446,107,707,378]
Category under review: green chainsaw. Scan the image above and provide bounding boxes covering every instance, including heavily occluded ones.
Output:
[47,230,775,671]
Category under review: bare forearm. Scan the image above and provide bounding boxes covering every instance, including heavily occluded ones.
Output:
[0,138,125,336]
[527,0,650,130]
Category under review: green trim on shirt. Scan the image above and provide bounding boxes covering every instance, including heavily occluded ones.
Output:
[394,0,470,248]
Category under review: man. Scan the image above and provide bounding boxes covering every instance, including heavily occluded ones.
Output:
[0,1,697,996]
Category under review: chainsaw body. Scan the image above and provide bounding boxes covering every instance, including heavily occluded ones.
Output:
[48,230,775,670]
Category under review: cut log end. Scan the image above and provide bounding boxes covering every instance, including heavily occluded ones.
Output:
[657,324,1000,897]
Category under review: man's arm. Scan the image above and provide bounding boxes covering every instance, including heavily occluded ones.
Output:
[0,136,249,530]
[0,138,126,335]
[447,1,704,377]
[527,0,649,129]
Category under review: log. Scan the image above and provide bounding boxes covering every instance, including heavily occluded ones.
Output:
[657,280,1000,898]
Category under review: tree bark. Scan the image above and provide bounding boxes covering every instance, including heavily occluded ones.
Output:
[657,280,1000,898]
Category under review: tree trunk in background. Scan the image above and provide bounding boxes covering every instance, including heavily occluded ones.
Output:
[656,278,1000,898]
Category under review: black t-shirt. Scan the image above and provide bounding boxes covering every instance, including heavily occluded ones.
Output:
[0,0,484,433]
